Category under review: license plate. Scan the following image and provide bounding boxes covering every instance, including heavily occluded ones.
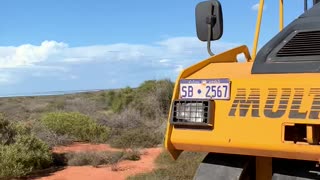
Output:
[179,79,230,100]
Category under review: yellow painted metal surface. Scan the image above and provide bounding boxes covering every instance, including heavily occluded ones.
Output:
[279,0,284,31]
[164,45,320,162]
[252,0,264,60]
[307,125,320,145]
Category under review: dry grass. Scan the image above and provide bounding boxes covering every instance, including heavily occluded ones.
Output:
[128,150,206,180]
[64,149,141,167]
[122,149,141,161]
[65,151,124,167]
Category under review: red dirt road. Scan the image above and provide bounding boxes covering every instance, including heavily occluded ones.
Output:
[34,143,162,180]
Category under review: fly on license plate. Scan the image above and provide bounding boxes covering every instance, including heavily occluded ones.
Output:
[179,79,230,100]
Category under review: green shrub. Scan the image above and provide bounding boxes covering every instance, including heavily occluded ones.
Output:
[13,121,32,136]
[0,135,53,178]
[0,114,16,145]
[41,112,109,143]
[0,116,53,178]
[105,91,116,108]
[110,87,135,113]
[110,128,162,148]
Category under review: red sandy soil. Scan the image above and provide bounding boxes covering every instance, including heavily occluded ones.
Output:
[34,143,162,180]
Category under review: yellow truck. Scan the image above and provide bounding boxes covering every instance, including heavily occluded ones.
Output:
[164,0,320,179]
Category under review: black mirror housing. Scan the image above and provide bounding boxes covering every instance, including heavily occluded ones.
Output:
[195,0,223,42]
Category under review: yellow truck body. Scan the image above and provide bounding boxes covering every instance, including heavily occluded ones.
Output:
[164,0,320,179]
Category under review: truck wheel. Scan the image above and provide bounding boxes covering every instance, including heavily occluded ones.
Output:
[193,153,255,180]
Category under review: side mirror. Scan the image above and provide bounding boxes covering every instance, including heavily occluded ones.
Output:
[195,0,223,42]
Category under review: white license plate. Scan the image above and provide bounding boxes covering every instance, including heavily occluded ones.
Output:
[179,79,230,100]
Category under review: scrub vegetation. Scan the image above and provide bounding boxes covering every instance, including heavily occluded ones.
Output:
[0,79,199,179]
[0,115,53,178]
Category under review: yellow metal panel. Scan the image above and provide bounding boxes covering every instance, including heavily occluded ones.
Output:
[279,0,284,31]
[165,46,320,162]
[307,125,314,144]
[165,45,252,159]
[252,0,264,60]
[307,125,320,145]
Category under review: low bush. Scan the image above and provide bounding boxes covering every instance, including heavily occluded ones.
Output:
[0,114,16,145]
[122,149,141,161]
[128,151,206,180]
[65,151,124,167]
[13,120,74,148]
[31,121,74,148]
[109,128,162,148]
[105,107,144,130]
[133,79,174,119]
[0,135,53,178]
[0,112,53,179]
[46,100,66,111]
[64,97,98,117]
[41,112,109,143]
[109,87,135,113]
[65,149,142,167]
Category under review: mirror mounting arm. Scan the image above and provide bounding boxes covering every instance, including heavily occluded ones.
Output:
[206,14,216,56]
[207,19,215,56]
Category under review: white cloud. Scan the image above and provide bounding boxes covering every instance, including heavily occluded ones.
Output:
[252,3,260,11]
[0,37,239,85]
[0,41,67,68]
[0,37,238,67]
[252,3,266,11]
[159,59,170,63]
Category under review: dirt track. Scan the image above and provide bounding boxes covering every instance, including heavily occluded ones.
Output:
[34,143,162,180]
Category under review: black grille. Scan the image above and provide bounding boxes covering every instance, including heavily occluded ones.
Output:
[277,30,320,57]
[171,100,212,126]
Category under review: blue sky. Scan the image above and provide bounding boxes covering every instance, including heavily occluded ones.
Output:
[0,0,310,96]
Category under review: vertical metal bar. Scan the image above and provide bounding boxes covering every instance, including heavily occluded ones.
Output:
[279,0,284,31]
[307,125,320,145]
[252,0,264,60]
[305,0,308,11]
[256,157,272,180]
[307,125,314,144]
